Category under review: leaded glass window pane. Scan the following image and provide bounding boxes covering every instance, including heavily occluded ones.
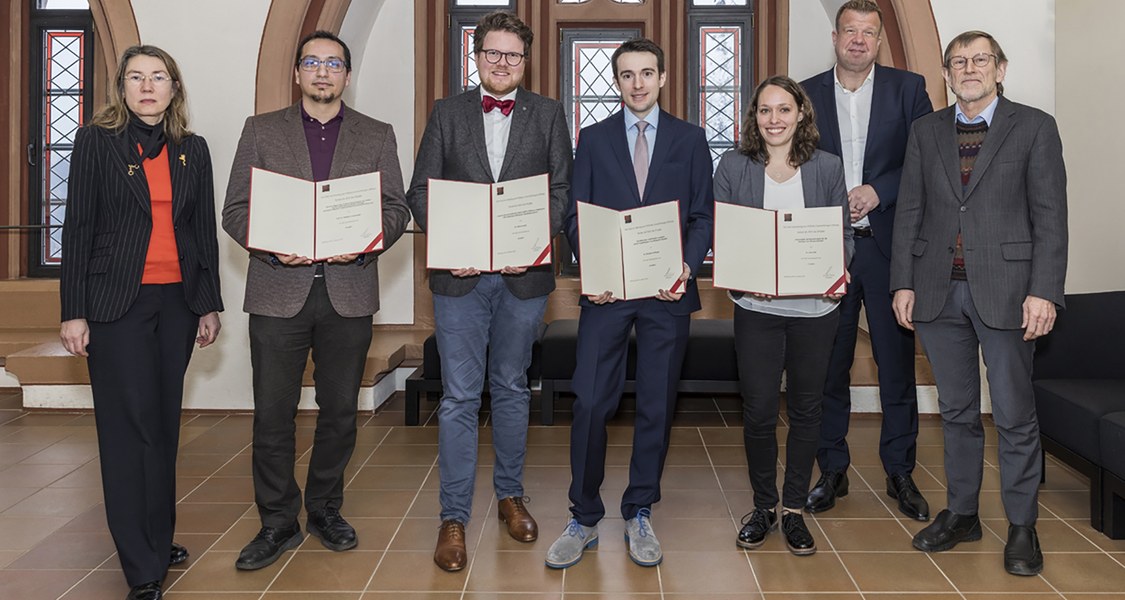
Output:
[567,37,630,149]
[41,29,86,265]
[699,25,742,167]
[461,26,480,91]
[454,0,510,6]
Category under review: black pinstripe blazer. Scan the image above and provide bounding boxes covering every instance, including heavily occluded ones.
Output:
[60,125,224,322]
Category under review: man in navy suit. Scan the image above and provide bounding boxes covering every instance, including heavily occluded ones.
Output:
[800,0,933,520]
[546,38,713,569]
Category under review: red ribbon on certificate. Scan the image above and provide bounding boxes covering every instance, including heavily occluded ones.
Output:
[363,233,384,253]
[826,273,847,295]
[669,278,683,293]
[531,244,552,267]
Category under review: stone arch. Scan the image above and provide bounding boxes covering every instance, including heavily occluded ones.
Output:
[254,0,353,115]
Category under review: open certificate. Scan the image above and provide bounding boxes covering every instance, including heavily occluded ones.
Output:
[577,200,684,300]
[247,168,383,260]
[426,173,552,271]
[713,203,846,296]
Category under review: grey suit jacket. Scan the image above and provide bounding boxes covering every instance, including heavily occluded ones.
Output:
[407,87,573,299]
[890,96,1068,329]
[222,103,411,318]
[713,148,855,266]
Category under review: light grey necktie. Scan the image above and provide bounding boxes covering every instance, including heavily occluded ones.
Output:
[634,121,649,200]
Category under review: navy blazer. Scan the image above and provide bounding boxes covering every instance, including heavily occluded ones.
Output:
[801,63,933,258]
[61,125,223,322]
[564,109,714,315]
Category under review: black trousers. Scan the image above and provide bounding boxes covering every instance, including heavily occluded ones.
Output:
[734,306,839,510]
[87,284,198,587]
[248,278,372,527]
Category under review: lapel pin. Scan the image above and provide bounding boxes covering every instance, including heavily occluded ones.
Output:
[127,164,140,176]
[179,154,187,167]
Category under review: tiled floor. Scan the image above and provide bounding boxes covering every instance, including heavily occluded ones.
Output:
[0,387,1122,599]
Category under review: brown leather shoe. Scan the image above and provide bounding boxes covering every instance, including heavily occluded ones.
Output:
[497,496,538,542]
[434,520,467,572]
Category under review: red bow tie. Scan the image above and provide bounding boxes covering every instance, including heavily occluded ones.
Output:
[482,96,515,116]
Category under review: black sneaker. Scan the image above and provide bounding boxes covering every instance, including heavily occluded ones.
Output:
[736,508,778,549]
[781,511,816,556]
[235,522,303,570]
[307,507,358,551]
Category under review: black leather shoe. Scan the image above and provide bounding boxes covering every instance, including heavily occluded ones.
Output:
[887,473,930,521]
[912,509,981,552]
[781,511,816,556]
[1004,524,1044,576]
[307,507,358,551]
[736,508,777,549]
[805,471,848,513]
[235,522,304,570]
[169,542,188,566]
[126,581,162,600]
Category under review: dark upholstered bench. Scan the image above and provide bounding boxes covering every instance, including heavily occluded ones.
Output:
[1033,291,1125,536]
[404,323,545,425]
[1100,413,1125,538]
[537,319,738,425]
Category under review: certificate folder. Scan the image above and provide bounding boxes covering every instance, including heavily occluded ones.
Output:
[577,200,684,300]
[712,202,846,297]
[425,173,553,271]
[247,168,384,260]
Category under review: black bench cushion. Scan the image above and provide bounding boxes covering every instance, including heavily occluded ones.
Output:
[539,318,736,382]
[1035,378,1125,463]
[1100,411,1125,481]
[1034,291,1125,381]
[421,322,546,380]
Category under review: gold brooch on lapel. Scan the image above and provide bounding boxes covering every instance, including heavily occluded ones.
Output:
[127,164,140,176]
[179,154,187,167]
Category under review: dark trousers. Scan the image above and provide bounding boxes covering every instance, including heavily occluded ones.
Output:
[819,236,919,476]
[248,278,372,527]
[735,306,839,510]
[87,284,198,587]
[569,299,690,526]
[914,280,1041,526]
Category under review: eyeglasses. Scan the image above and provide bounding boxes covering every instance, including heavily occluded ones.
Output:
[124,73,173,86]
[299,56,346,73]
[946,53,996,70]
[479,49,526,67]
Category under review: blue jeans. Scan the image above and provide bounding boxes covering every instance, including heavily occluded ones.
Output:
[433,274,547,524]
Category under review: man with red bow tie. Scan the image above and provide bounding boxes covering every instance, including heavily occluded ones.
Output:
[406,10,572,572]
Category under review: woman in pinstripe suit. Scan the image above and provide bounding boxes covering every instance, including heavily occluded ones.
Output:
[59,45,222,600]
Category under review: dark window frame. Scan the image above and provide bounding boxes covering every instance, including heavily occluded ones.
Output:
[27,3,94,277]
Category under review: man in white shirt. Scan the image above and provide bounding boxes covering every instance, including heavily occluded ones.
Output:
[800,0,933,521]
[406,10,572,572]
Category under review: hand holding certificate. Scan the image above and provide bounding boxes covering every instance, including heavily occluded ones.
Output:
[247,168,384,261]
[577,200,684,300]
[713,203,846,297]
[426,174,552,271]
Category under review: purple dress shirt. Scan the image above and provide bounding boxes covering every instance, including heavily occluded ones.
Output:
[300,102,344,181]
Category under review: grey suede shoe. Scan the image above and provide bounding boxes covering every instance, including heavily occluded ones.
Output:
[545,518,598,569]
[624,508,662,567]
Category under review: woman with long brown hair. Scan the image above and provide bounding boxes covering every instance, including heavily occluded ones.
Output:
[60,45,222,600]
[714,75,853,556]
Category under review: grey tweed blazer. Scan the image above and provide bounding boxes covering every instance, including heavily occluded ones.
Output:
[222,103,411,318]
[407,87,572,299]
[890,96,1068,329]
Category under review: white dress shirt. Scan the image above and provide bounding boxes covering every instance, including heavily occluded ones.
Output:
[482,88,517,182]
[834,65,875,229]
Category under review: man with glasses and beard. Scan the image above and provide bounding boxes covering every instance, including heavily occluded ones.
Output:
[222,30,411,571]
[407,11,572,572]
